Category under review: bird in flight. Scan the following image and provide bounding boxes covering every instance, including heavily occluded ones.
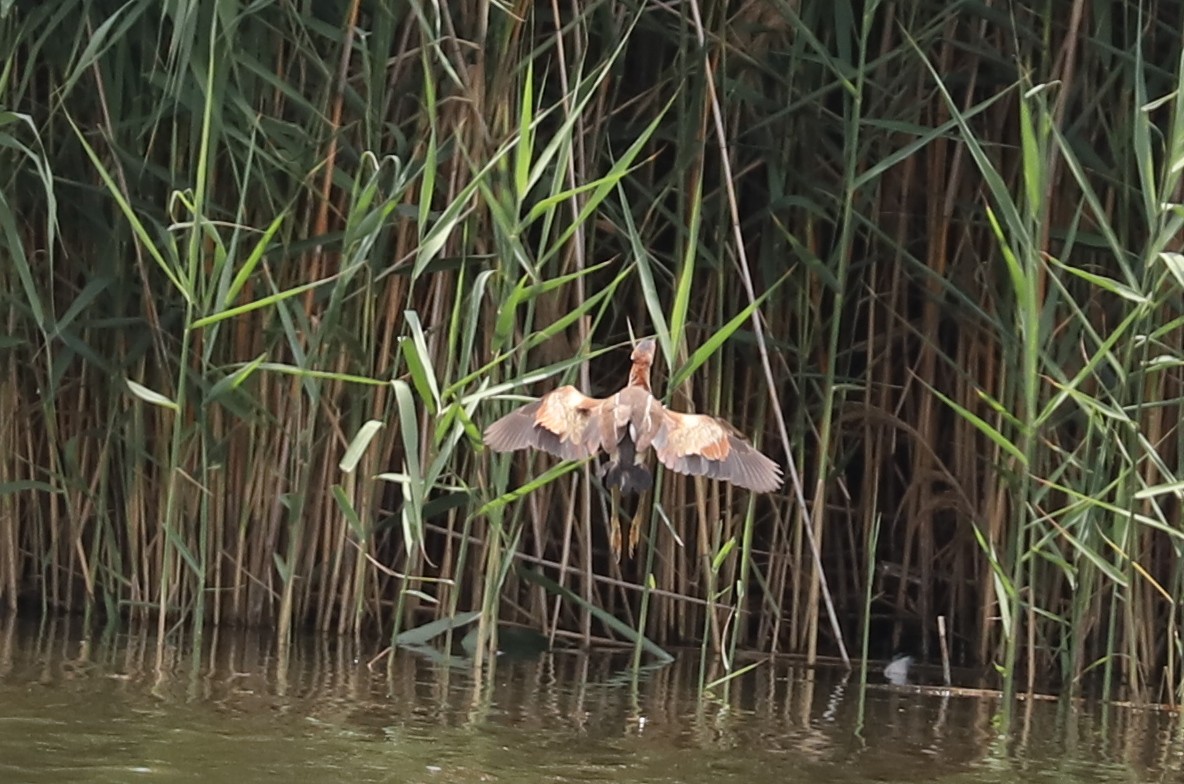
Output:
[483,338,782,558]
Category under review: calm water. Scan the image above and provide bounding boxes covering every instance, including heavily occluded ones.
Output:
[0,617,1177,783]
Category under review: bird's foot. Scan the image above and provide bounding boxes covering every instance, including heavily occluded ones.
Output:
[610,514,622,563]
[628,500,646,558]
[609,487,622,562]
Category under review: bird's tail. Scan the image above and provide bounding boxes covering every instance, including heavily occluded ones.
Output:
[602,435,652,495]
[603,462,652,495]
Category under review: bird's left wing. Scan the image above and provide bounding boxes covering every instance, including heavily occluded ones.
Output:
[652,409,783,492]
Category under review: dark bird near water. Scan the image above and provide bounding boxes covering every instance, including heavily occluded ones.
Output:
[484,338,783,508]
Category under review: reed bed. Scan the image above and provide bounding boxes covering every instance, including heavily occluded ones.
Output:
[3,0,1184,704]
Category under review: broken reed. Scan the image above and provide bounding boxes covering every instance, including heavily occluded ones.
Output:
[3,0,1184,702]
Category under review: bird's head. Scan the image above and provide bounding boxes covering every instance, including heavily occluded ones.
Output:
[626,338,656,391]
[631,338,656,367]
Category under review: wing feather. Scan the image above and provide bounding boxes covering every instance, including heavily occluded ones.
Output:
[653,410,783,493]
[483,386,605,461]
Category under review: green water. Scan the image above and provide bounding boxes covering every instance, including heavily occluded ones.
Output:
[0,618,1171,783]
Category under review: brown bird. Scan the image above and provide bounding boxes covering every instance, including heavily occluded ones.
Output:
[484,338,783,556]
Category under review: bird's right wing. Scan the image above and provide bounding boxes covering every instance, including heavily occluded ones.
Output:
[483,385,605,461]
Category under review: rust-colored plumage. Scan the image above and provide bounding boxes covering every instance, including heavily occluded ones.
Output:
[484,339,783,499]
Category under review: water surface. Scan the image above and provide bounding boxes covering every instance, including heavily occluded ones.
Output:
[0,618,1175,783]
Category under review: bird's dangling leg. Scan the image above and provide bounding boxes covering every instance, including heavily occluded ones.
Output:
[609,485,623,562]
[627,488,648,558]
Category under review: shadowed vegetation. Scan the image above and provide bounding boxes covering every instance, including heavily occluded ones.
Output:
[3,0,1184,705]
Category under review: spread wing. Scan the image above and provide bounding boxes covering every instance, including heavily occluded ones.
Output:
[483,385,606,461]
[652,409,783,493]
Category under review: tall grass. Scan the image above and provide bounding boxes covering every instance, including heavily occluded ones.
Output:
[4,0,1184,704]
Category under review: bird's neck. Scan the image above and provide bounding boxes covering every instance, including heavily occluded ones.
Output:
[627,363,651,391]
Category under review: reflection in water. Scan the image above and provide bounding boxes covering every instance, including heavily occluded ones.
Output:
[0,615,1174,783]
